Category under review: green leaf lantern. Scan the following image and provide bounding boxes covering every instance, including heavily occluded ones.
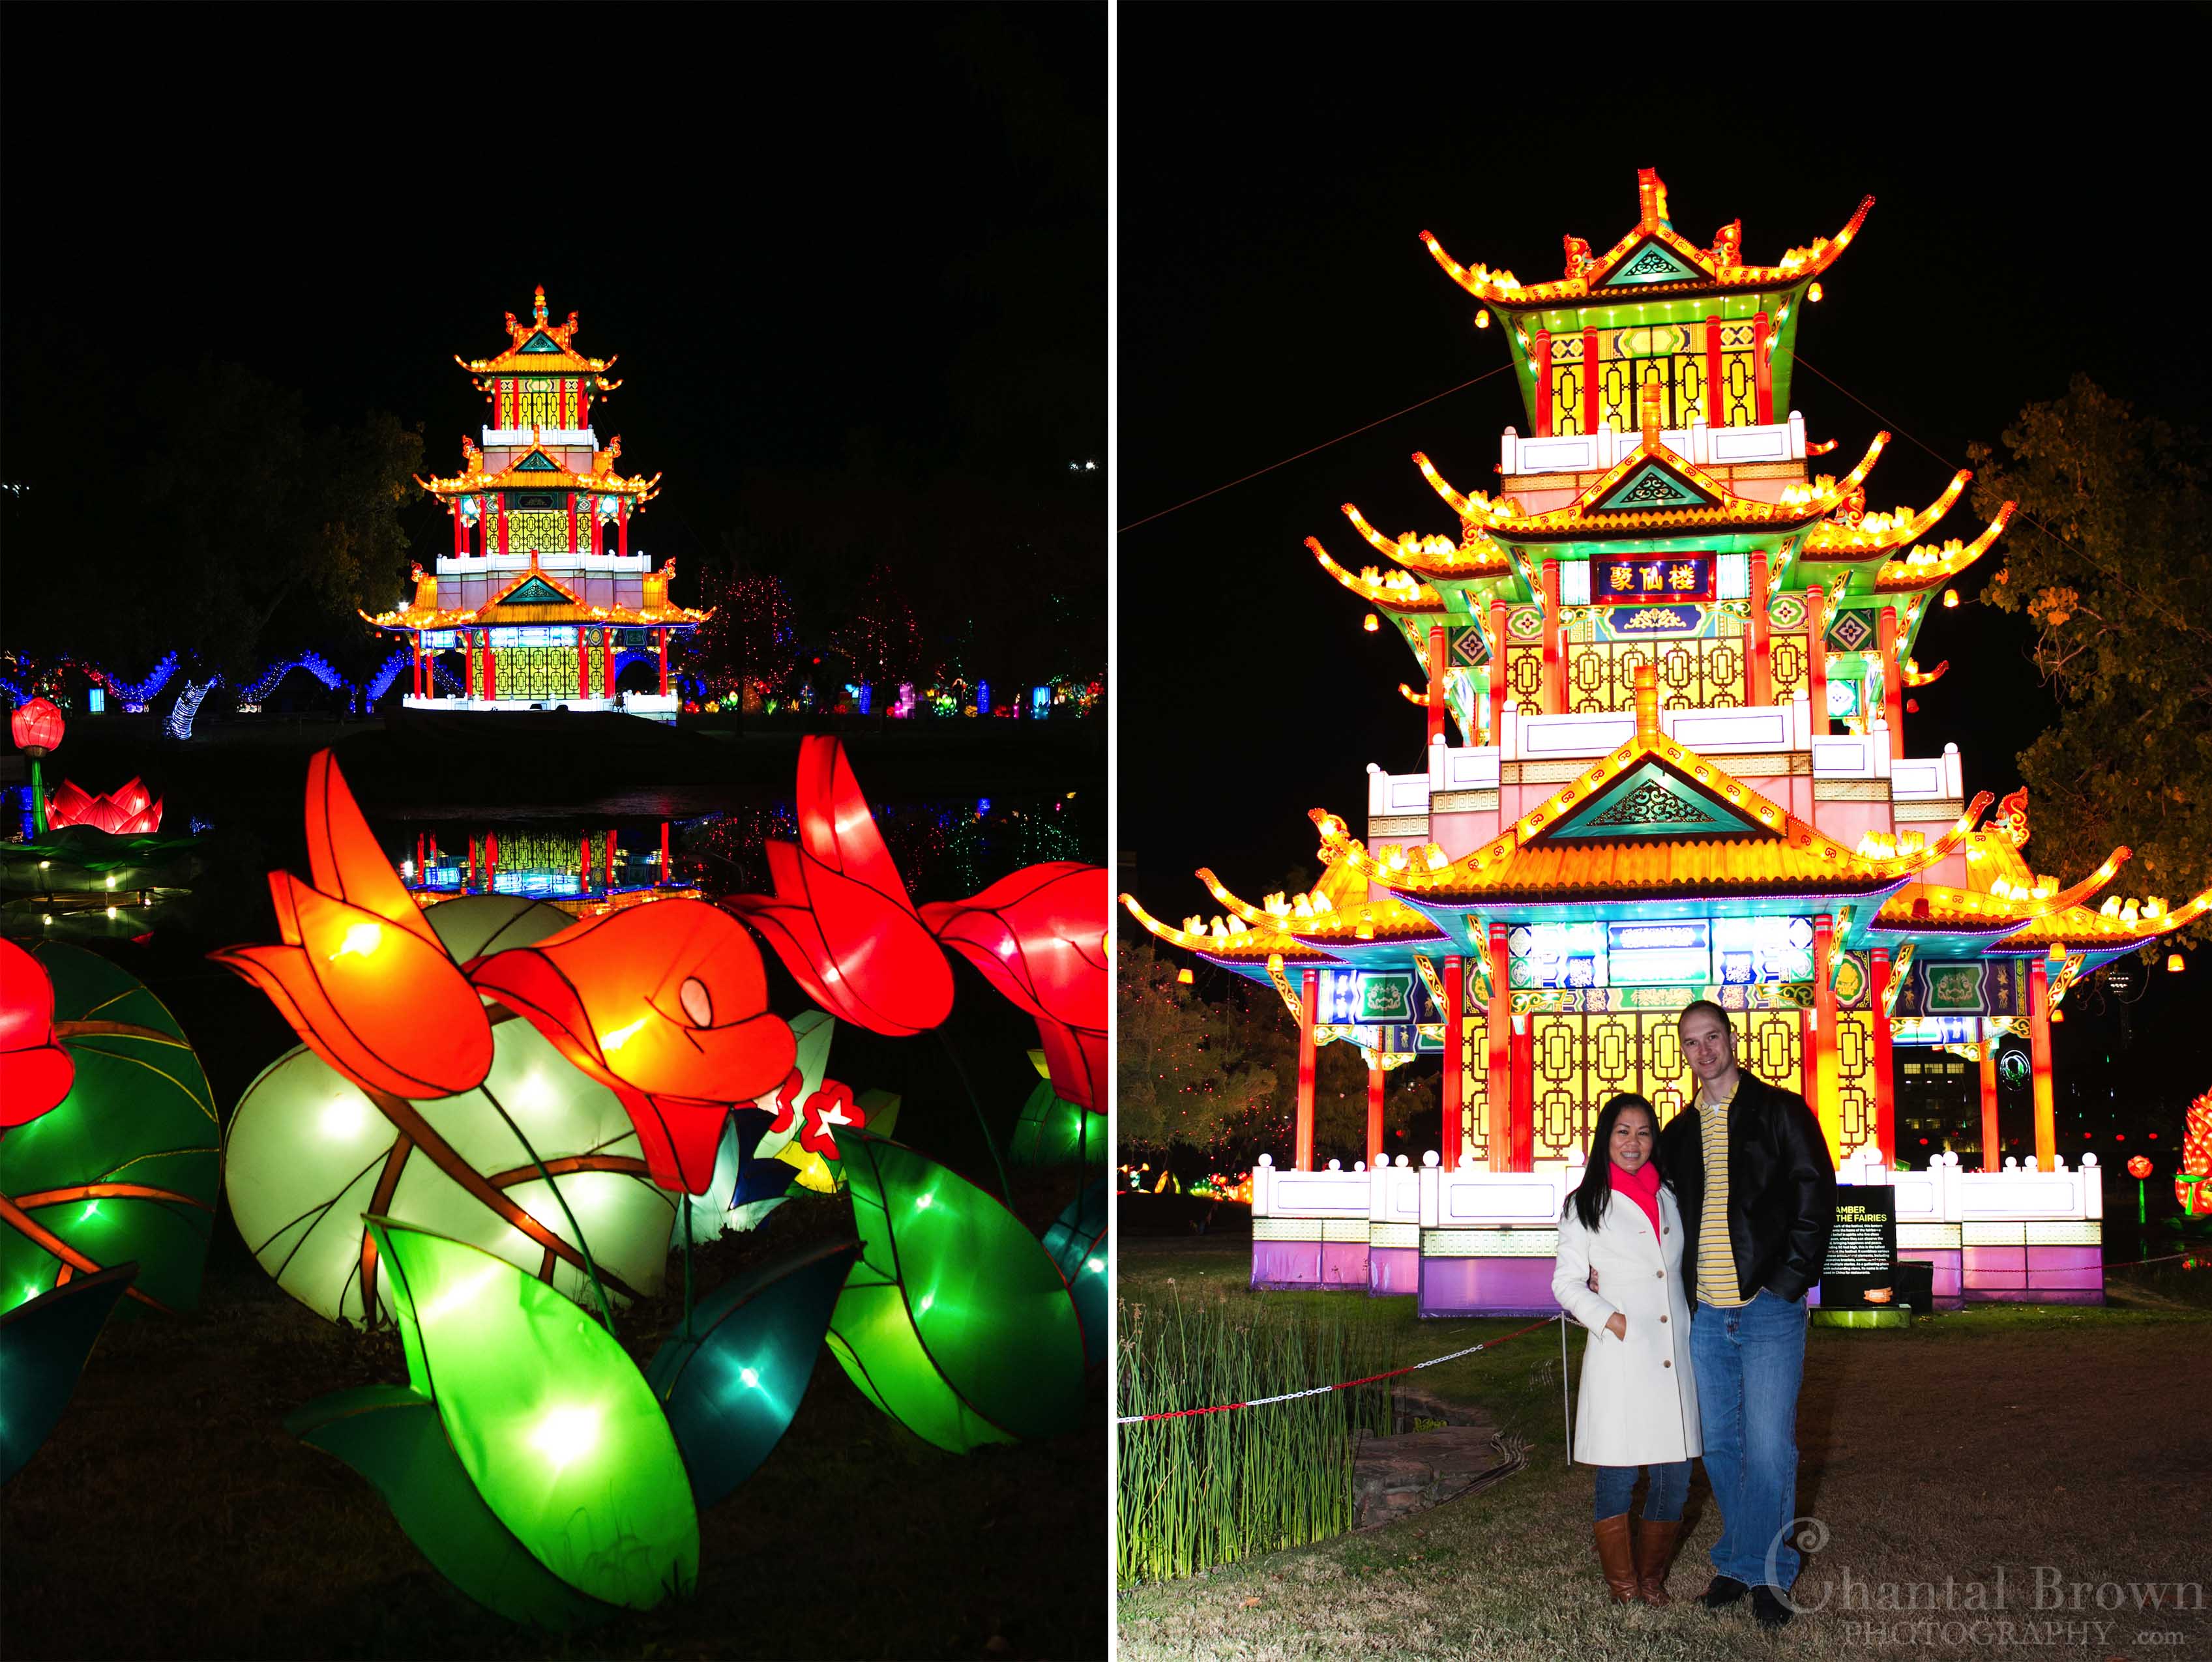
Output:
[1,942,218,1318]
[291,1218,699,1623]
[644,1238,859,1508]
[224,897,678,1325]
[0,1261,138,1483]
[1039,1178,1108,1368]
[827,1134,1087,1453]
[1009,1052,1106,1167]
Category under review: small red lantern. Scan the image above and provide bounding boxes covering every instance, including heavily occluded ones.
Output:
[2128,1155,2152,1179]
[9,697,65,757]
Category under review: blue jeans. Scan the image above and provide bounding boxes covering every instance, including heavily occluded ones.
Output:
[1692,1290,1809,1588]
[1593,1459,1688,1523]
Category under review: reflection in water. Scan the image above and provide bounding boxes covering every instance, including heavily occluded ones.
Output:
[390,795,1095,917]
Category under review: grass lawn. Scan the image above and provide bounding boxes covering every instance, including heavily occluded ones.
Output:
[1117,1238,2212,1661]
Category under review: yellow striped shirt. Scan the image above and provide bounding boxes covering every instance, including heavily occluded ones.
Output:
[1696,1080,1745,1307]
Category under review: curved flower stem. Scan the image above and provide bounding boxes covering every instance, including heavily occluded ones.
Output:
[681,1192,696,1342]
[479,1083,617,1336]
[936,1027,1013,1210]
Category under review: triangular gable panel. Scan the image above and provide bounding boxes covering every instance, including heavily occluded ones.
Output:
[514,451,561,471]
[498,575,575,606]
[1539,758,1771,843]
[518,331,563,354]
[1593,457,1717,514]
[1598,237,1708,288]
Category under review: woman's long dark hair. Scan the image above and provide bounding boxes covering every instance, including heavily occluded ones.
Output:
[1567,1092,1669,1233]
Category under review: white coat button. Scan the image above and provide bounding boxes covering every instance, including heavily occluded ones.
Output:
[1655,1270,1664,1279]
[1664,1360,1672,1368]
[1660,1315,1668,1323]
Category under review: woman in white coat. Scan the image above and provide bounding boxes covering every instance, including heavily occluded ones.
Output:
[1552,1092,1702,1605]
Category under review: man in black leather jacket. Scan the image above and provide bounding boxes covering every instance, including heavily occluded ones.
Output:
[1656,1000,1835,1628]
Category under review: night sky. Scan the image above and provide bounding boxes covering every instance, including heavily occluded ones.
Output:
[1117,10,2207,914]
[2,7,1104,608]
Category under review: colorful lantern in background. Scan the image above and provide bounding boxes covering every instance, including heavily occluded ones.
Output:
[1,942,219,1319]
[2128,1152,2153,1224]
[467,899,796,1195]
[827,1135,1087,1453]
[2179,1091,2212,1215]
[9,696,65,836]
[0,939,75,1126]
[725,735,954,1036]
[43,778,162,836]
[289,1219,698,1626]
[211,751,494,1101]
[921,862,1110,1110]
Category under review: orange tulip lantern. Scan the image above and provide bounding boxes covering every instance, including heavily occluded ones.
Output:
[210,751,494,1100]
[10,696,66,836]
[45,777,163,836]
[0,938,75,1126]
[921,863,1109,1110]
[725,735,954,1036]
[468,899,797,1193]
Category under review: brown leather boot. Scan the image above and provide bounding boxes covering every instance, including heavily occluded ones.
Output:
[1593,1513,1638,1603]
[1634,1517,1683,1605]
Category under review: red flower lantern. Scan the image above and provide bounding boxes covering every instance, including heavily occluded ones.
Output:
[45,777,163,836]
[921,862,1108,1110]
[211,751,494,1102]
[725,736,953,1036]
[9,697,65,757]
[0,938,74,1126]
[2127,1154,2152,1180]
[468,898,797,1193]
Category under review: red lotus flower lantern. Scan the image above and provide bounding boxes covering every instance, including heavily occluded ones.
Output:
[468,899,797,1193]
[9,697,65,757]
[2127,1154,2151,1180]
[0,938,75,1126]
[45,777,163,836]
[921,863,1109,1110]
[211,751,494,1101]
[725,736,953,1036]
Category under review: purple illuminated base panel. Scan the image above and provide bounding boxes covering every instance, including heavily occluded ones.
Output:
[1369,1246,1418,1296]
[1963,1244,2104,1305]
[1418,1255,1561,1319]
[1250,1241,1370,1291]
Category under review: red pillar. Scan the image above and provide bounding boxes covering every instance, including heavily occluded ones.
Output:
[1749,551,1771,706]
[1426,624,1447,745]
[486,637,499,703]
[1509,1017,1535,1173]
[618,500,630,559]
[1442,955,1464,1169]
[486,832,499,890]
[1812,914,1841,1163]
[580,834,593,893]
[451,506,464,557]
[468,834,479,889]
[1581,326,1600,435]
[1488,598,1507,744]
[411,635,423,699]
[1871,947,1896,1163]
[658,626,670,695]
[1541,559,1563,714]
[497,498,510,557]
[1365,1059,1385,1170]
[1487,922,1514,1171]
[2029,957,2057,1171]
[1753,309,1773,424]
[1703,314,1724,426]
[1532,330,1553,437]
[415,834,425,875]
[1978,1021,2002,1171]
[601,627,614,701]
[1879,604,1904,757]
[604,827,617,890]
[467,632,478,700]
[658,821,671,884]
[567,492,578,554]
[1806,584,1828,736]
[1295,969,1319,1171]
[576,626,589,699]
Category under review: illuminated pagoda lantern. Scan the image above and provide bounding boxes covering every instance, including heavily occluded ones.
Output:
[402,822,700,919]
[364,287,708,722]
[1125,173,2211,1314]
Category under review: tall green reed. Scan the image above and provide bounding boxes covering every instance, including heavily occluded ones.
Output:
[1117,1290,1396,1586]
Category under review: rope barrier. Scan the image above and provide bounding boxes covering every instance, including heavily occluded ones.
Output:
[2104,1249,2206,1270]
[1113,1313,1562,1425]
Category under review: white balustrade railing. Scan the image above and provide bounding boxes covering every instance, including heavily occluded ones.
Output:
[1501,413,1807,477]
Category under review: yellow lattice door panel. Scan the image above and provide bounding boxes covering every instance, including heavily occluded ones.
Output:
[1715,324,1758,425]
[1672,352,1709,427]
[1655,634,1747,710]
[515,379,563,430]
[493,647,583,703]
[1533,1015,1590,1163]
[497,831,581,870]
[1835,1012,1877,1156]
[1644,1017,1689,1126]
[1458,1008,1490,1163]
[1548,353,1585,436]
[1742,1009,1805,1099]
[1769,632,1809,703]
[1505,642,1544,707]
[507,510,568,553]
[1531,1013,1694,1158]
[1567,640,1657,713]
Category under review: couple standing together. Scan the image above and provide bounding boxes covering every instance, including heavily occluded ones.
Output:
[1552,1001,1836,1629]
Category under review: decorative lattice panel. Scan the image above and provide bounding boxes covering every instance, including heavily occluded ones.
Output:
[1741,1008,1805,1101]
[1715,325,1759,425]
[1457,1006,1490,1163]
[1505,642,1544,707]
[1565,635,1746,713]
[1548,355,1586,436]
[493,646,591,702]
[1835,1010,1877,1156]
[1530,1012,1694,1159]
[505,510,570,553]
[1769,631,1809,702]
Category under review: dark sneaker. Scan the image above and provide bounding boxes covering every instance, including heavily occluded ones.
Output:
[1700,1575,1750,1609]
[1752,1586,1794,1629]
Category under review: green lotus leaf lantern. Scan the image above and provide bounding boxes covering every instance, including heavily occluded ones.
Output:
[0,1261,138,1483]
[1009,1051,1106,1167]
[291,1217,698,1622]
[1,942,218,1318]
[1039,1178,1108,1368]
[826,1133,1086,1453]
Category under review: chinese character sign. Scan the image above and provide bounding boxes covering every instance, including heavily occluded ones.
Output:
[1592,553,1713,602]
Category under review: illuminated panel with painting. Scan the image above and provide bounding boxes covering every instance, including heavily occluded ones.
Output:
[361,288,709,723]
[1123,171,2211,1315]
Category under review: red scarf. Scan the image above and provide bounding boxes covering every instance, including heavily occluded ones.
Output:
[1612,1158,1662,1238]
